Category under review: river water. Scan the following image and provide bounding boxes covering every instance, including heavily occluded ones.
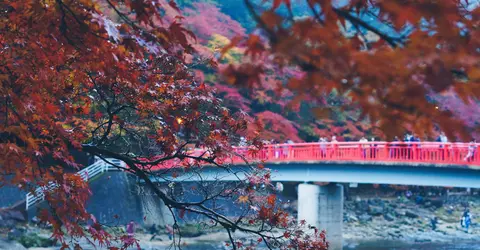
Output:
[344,240,480,249]
[145,241,480,250]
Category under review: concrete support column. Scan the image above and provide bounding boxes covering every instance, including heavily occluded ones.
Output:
[138,184,174,227]
[298,183,344,250]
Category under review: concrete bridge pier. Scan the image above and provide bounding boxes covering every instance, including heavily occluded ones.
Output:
[297,183,344,250]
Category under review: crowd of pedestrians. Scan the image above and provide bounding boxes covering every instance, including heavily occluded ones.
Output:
[259,132,477,162]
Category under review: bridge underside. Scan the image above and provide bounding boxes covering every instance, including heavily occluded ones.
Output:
[149,162,480,188]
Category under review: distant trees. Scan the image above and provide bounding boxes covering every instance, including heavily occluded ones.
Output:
[183,2,246,42]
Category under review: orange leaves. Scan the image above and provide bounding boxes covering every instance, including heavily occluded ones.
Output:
[425,59,454,93]
[258,205,272,220]
[94,112,103,120]
[377,1,422,28]
[169,21,195,48]
[266,194,276,206]
[287,77,302,90]
[44,103,59,115]
[127,0,151,25]
[311,107,331,119]
[238,195,249,203]
[244,35,265,60]
[222,63,264,88]
[260,10,283,29]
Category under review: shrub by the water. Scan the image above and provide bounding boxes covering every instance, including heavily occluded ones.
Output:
[18,233,55,248]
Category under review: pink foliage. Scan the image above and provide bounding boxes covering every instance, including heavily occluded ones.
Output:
[437,94,480,128]
[435,92,480,139]
[192,42,215,58]
[183,3,246,42]
[214,84,251,112]
[254,111,302,142]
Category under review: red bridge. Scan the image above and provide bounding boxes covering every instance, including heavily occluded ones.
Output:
[151,141,479,170]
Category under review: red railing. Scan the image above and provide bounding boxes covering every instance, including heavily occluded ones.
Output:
[147,142,480,170]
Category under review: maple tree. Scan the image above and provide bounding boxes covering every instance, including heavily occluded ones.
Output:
[0,0,327,249]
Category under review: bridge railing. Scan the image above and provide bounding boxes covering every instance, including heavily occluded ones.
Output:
[146,142,479,170]
[25,158,124,210]
[237,141,479,165]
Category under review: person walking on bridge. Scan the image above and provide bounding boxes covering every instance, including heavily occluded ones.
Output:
[370,137,378,159]
[413,135,421,160]
[272,139,280,159]
[436,132,448,160]
[390,136,400,159]
[319,137,327,158]
[464,139,477,162]
[359,137,368,159]
[405,133,415,159]
[330,136,338,159]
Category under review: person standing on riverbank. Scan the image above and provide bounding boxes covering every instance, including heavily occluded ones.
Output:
[166,224,174,240]
[462,209,472,233]
[149,224,159,241]
[126,220,136,239]
[431,217,438,231]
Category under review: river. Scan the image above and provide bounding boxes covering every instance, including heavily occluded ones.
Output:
[141,241,480,250]
[344,240,480,249]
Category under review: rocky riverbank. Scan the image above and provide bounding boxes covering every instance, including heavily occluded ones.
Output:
[343,193,480,244]
[2,191,480,249]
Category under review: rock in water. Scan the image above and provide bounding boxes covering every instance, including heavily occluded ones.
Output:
[346,214,359,222]
[384,213,395,221]
[368,205,384,216]
[430,199,444,208]
[394,209,406,216]
[405,210,419,218]
[358,214,372,223]
[355,200,369,213]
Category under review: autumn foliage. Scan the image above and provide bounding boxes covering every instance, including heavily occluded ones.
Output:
[221,0,479,141]
[0,0,479,249]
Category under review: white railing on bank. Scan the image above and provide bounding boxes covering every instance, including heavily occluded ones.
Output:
[25,158,125,210]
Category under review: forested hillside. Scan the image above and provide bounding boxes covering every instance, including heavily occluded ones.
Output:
[175,0,370,142]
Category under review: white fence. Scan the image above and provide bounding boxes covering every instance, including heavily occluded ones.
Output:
[25,158,124,210]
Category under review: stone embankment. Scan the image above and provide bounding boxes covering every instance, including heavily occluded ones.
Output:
[343,194,480,244]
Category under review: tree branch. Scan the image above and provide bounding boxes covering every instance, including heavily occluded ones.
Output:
[332,8,405,48]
